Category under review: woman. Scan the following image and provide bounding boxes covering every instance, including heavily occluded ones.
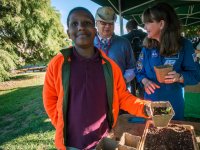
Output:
[135,2,199,120]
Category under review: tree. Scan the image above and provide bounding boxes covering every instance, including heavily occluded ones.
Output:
[0,49,18,81]
[0,0,67,81]
[182,25,200,37]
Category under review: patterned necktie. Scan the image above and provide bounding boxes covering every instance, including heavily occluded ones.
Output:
[101,39,108,50]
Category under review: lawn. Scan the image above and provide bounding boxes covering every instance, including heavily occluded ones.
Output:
[0,72,55,150]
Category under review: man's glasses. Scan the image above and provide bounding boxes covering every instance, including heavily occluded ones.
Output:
[98,21,114,26]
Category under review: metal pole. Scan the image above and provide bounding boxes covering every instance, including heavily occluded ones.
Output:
[118,0,124,35]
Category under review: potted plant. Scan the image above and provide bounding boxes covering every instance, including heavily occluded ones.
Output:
[150,101,175,127]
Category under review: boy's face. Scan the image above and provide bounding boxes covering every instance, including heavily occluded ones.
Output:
[67,10,96,48]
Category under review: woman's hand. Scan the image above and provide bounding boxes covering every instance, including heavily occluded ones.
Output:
[142,78,160,94]
[164,71,181,84]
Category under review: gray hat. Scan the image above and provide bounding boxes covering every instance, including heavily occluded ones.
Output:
[95,6,117,23]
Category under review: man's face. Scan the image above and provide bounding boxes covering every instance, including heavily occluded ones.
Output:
[67,10,96,48]
[96,21,114,38]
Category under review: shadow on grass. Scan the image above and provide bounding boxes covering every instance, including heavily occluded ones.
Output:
[0,85,55,148]
[10,74,35,81]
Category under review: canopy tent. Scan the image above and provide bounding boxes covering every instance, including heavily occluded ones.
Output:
[91,0,200,35]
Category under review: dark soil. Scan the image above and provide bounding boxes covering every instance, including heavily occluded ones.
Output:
[144,124,195,150]
[153,107,171,115]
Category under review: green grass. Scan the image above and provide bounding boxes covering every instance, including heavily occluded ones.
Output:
[0,72,55,149]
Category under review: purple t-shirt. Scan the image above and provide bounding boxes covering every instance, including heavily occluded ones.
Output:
[67,48,109,149]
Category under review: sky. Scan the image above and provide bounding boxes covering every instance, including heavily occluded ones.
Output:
[51,0,128,35]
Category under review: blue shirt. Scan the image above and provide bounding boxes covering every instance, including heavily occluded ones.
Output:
[94,34,135,82]
[135,38,199,120]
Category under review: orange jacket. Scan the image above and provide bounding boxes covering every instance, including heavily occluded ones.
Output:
[43,47,149,150]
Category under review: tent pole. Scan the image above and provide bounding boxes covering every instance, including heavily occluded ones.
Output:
[118,0,123,35]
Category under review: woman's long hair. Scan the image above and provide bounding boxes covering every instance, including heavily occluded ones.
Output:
[143,37,159,49]
[142,2,182,56]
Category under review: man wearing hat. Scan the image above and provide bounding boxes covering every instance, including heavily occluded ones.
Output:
[94,6,135,87]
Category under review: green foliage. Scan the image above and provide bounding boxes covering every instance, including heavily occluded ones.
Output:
[0,49,18,81]
[0,0,67,80]
[65,38,73,48]
[160,107,172,114]
[182,25,200,37]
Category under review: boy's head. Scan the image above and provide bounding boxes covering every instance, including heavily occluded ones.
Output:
[67,7,95,28]
[67,7,96,48]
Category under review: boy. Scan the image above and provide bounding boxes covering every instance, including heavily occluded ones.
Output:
[43,7,151,150]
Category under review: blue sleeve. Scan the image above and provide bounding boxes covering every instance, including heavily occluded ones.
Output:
[181,39,199,85]
[123,38,136,81]
[194,61,200,82]
[134,48,147,83]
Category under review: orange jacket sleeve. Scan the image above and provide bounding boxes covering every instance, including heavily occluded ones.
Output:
[43,54,63,128]
[112,60,150,118]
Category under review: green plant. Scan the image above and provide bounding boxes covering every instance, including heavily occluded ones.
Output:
[165,107,172,114]
[153,107,172,115]
[0,49,17,81]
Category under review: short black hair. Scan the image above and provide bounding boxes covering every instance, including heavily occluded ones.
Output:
[67,7,95,27]
[126,19,138,30]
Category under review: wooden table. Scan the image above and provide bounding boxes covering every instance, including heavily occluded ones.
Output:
[109,114,200,144]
